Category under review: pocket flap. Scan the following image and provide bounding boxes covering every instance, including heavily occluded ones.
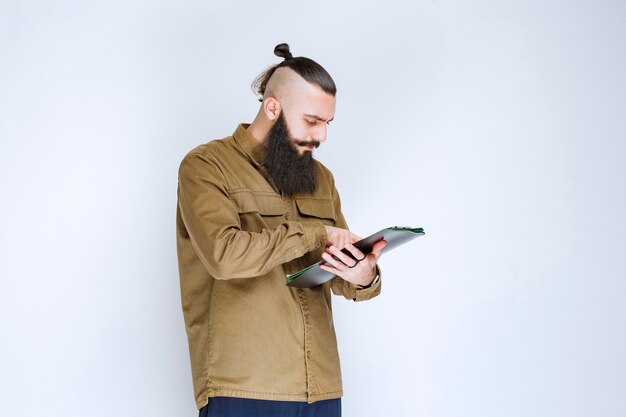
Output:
[295,198,336,221]
[231,190,285,215]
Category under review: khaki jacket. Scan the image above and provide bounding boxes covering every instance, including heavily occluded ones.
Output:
[176,123,382,409]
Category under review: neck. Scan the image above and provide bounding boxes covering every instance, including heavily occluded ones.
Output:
[247,109,273,145]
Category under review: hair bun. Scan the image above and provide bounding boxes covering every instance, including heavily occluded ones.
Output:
[274,43,293,60]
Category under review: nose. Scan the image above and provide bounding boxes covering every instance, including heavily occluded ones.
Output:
[312,124,327,143]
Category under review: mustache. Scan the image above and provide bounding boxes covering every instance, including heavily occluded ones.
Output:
[293,140,321,148]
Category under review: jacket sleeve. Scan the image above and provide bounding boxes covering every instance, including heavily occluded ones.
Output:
[177,152,329,280]
[327,173,383,302]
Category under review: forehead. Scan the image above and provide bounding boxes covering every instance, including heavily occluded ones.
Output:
[290,83,336,119]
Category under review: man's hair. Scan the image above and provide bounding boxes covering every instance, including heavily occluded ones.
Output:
[251,43,337,102]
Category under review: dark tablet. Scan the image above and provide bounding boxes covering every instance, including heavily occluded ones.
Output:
[286,227,425,288]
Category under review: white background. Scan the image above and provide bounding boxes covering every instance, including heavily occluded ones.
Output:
[1,1,625,416]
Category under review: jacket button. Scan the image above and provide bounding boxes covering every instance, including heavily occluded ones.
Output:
[285,213,290,219]
[315,241,321,249]
[306,350,311,359]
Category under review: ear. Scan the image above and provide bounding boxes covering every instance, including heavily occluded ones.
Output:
[262,97,281,121]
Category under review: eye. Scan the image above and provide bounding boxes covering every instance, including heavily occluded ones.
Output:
[306,119,316,126]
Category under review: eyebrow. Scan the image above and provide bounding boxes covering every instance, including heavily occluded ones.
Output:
[304,114,334,123]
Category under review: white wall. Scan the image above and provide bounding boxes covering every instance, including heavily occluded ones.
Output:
[1,1,624,416]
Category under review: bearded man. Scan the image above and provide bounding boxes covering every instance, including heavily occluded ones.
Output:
[176,43,386,417]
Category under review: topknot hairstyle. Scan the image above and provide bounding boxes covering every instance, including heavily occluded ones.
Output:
[251,43,337,102]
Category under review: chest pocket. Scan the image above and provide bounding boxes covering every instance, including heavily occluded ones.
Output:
[230,189,286,232]
[295,197,337,226]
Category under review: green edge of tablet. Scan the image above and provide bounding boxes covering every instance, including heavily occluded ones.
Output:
[386,226,425,234]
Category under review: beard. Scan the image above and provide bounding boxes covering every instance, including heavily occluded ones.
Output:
[262,113,319,196]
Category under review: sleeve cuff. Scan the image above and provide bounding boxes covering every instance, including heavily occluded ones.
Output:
[352,264,382,301]
[300,221,329,251]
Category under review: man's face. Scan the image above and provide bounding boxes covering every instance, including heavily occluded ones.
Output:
[262,85,336,196]
[280,86,336,156]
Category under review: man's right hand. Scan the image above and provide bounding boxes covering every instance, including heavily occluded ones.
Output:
[324,226,361,250]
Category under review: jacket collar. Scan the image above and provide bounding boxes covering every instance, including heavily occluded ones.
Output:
[233,123,266,167]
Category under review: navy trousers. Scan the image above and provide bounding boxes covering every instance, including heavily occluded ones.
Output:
[198,397,341,417]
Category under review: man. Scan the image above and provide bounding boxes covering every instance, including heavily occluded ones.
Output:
[176,43,386,417]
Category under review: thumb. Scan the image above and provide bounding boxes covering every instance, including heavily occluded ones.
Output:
[371,239,387,258]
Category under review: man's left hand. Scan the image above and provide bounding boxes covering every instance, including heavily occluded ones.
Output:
[319,240,387,287]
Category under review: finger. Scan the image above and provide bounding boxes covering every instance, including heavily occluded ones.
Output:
[327,245,358,268]
[319,262,341,275]
[330,231,341,250]
[319,263,355,284]
[344,243,366,261]
[322,251,348,270]
[339,234,347,250]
